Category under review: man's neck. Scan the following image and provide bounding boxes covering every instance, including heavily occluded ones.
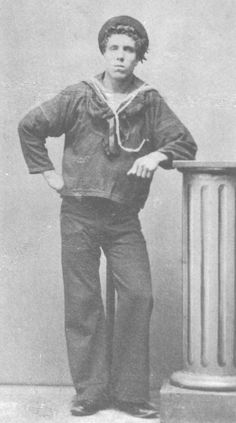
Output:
[102,72,135,94]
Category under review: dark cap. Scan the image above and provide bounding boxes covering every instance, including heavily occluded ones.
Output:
[98,15,149,53]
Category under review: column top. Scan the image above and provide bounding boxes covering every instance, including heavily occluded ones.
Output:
[173,161,236,173]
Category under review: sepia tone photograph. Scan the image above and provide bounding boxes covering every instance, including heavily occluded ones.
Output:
[0,0,236,422]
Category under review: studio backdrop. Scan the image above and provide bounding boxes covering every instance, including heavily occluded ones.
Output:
[1,0,235,395]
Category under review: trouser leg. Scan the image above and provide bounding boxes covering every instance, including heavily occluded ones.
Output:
[60,198,109,400]
[104,214,154,402]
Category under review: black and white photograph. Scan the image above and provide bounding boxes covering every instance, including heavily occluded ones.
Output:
[1,1,236,422]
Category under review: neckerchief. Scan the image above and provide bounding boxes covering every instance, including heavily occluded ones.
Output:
[83,74,155,158]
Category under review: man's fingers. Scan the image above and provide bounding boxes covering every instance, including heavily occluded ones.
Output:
[140,167,148,178]
[127,159,155,177]
[136,164,144,177]
[140,168,153,178]
[127,161,139,175]
[146,170,152,178]
[128,162,153,178]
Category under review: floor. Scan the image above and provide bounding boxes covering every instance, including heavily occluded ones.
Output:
[0,386,160,423]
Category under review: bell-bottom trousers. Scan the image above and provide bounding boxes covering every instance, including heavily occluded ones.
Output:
[60,196,153,402]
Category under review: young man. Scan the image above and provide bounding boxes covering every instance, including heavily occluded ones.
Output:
[18,16,197,418]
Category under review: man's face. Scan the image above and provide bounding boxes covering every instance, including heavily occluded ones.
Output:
[103,34,138,80]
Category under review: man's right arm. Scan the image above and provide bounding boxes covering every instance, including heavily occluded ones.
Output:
[18,88,76,190]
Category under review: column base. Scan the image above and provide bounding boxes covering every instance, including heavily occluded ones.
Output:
[160,380,236,423]
[171,370,236,391]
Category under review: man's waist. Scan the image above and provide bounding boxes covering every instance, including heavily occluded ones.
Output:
[60,193,140,215]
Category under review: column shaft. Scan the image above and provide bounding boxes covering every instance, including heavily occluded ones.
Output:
[170,165,236,391]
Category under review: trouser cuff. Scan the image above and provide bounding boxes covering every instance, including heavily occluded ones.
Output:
[75,382,109,401]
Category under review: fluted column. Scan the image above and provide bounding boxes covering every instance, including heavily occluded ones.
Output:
[171,161,236,391]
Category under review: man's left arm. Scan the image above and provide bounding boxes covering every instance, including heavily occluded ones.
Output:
[128,95,197,178]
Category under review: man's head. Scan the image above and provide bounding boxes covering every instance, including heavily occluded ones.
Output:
[98,16,149,63]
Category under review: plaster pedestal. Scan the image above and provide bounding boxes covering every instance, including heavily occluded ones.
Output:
[160,162,236,423]
[160,381,236,423]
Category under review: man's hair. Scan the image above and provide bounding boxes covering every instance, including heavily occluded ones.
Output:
[99,24,148,62]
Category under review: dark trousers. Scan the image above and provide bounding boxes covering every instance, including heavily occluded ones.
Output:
[60,196,153,402]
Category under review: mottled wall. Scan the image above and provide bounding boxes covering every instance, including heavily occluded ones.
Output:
[1,0,235,393]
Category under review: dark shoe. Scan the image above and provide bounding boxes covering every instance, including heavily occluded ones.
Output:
[71,396,109,416]
[114,400,159,419]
